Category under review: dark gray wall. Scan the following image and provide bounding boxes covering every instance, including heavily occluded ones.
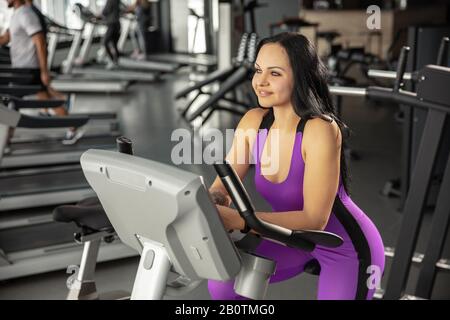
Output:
[253,0,301,38]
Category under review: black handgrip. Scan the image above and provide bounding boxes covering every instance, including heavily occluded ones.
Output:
[116,136,133,155]
[213,162,255,213]
[394,46,410,92]
[214,162,307,247]
[214,161,344,251]
[436,37,449,67]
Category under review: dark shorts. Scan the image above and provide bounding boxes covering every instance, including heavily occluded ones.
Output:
[9,68,46,90]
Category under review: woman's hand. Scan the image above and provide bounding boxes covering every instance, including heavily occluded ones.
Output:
[209,189,231,206]
[216,205,245,231]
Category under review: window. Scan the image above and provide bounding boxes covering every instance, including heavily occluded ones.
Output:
[188,0,206,53]
[0,1,12,32]
[65,0,90,29]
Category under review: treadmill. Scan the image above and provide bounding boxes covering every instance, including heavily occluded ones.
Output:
[0,84,120,143]
[62,4,160,83]
[0,95,118,170]
[0,99,99,211]
[2,135,117,169]
[12,113,120,144]
[0,204,136,280]
[45,16,130,93]
[0,98,134,278]
[13,99,120,144]
[114,14,180,73]
[0,95,133,278]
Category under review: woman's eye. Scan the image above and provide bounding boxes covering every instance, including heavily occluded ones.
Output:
[271,71,280,76]
[254,68,262,73]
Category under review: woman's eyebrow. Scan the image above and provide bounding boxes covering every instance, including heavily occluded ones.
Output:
[268,66,285,71]
[254,63,285,71]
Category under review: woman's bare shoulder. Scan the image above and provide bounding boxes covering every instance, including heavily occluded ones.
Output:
[304,117,342,146]
[238,107,270,130]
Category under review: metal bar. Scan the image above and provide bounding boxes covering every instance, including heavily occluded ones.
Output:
[415,152,450,298]
[329,86,367,96]
[368,69,413,80]
[384,109,447,299]
[51,79,128,93]
[400,105,413,207]
[394,47,410,92]
[62,27,84,74]
[76,239,101,284]
[181,91,204,118]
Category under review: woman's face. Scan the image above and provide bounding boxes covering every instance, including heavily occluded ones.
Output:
[252,43,294,108]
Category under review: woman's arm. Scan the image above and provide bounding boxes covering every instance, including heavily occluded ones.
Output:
[209,108,267,206]
[217,118,342,231]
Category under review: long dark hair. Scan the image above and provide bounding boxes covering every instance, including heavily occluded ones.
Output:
[255,32,351,192]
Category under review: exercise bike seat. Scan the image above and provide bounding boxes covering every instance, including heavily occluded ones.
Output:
[53,197,114,233]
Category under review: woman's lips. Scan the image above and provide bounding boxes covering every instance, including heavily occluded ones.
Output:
[258,90,273,97]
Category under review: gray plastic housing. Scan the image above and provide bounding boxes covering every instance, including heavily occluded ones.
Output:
[80,149,242,282]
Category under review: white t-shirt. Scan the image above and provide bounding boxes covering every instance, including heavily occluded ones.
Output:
[9,5,42,68]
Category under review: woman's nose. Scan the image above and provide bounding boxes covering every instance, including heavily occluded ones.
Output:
[256,73,269,86]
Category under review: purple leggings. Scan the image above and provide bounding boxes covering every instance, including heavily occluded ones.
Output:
[208,195,385,300]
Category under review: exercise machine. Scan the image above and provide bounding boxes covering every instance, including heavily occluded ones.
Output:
[329,46,450,299]
[176,33,258,126]
[56,137,342,300]
[52,137,136,300]
[62,4,159,83]
[0,96,119,211]
[45,15,130,93]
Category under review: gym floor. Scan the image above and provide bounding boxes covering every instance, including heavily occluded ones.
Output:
[0,70,449,300]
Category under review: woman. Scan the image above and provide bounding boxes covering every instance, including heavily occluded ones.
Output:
[208,32,385,300]
[101,0,121,67]
[127,0,151,59]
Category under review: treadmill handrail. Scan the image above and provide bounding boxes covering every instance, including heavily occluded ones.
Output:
[0,94,66,109]
[0,72,34,79]
[0,84,43,97]
[6,105,90,128]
